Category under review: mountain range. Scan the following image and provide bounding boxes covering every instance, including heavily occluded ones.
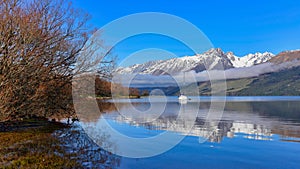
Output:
[116,48,275,75]
[115,49,300,96]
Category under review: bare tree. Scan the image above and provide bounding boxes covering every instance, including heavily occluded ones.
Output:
[0,0,110,121]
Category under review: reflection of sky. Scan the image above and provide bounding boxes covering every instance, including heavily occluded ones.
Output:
[118,135,300,169]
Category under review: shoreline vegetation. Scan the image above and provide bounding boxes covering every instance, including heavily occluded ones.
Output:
[0,118,120,168]
[0,119,81,168]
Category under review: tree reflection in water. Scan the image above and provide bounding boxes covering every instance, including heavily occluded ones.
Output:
[54,99,123,168]
[54,122,121,168]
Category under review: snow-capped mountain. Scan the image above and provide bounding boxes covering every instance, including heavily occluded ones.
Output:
[228,52,275,67]
[116,48,275,75]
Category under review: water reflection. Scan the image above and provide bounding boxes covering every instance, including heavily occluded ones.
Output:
[73,97,300,168]
[82,99,300,144]
[54,123,121,168]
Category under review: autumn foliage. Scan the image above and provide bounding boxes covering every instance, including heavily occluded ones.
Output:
[0,0,91,121]
[95,75,141,98]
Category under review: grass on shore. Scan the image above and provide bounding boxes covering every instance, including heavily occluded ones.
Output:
[0,119,81,168]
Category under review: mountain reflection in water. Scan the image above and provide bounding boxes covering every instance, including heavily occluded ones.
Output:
[80,98,300,143]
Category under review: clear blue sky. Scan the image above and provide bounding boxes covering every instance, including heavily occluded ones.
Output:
[73,0,300,65]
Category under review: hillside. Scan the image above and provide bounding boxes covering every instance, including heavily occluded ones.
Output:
[234,66,300,96]
[184,66,300,96]
[269,50,300,64]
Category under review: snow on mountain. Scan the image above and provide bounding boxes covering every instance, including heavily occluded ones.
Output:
[229,52,275,67]
[116,48,275,75]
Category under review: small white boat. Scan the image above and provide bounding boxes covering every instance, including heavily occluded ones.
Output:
[178,94,188,104]
[178,94,188,100]
[178,72,188,103]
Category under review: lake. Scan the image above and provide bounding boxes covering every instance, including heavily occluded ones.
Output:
[76,96,300,169]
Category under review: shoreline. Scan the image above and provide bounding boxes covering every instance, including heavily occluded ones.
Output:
[0,119,83,168]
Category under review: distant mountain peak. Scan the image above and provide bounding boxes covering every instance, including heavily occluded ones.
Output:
[204,48,224,55]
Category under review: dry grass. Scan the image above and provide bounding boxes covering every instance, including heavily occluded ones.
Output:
[0,120,82,168]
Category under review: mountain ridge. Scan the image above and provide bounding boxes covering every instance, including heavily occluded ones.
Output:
[270,50,300,64]
[117,49,300,96]
[116,48,275,75]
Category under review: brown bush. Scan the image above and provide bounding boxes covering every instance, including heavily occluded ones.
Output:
[0,0,93,121]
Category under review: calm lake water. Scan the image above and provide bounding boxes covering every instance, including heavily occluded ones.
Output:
[77,96,300,169]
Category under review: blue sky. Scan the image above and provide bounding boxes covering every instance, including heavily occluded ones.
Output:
[73,0,300,65]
